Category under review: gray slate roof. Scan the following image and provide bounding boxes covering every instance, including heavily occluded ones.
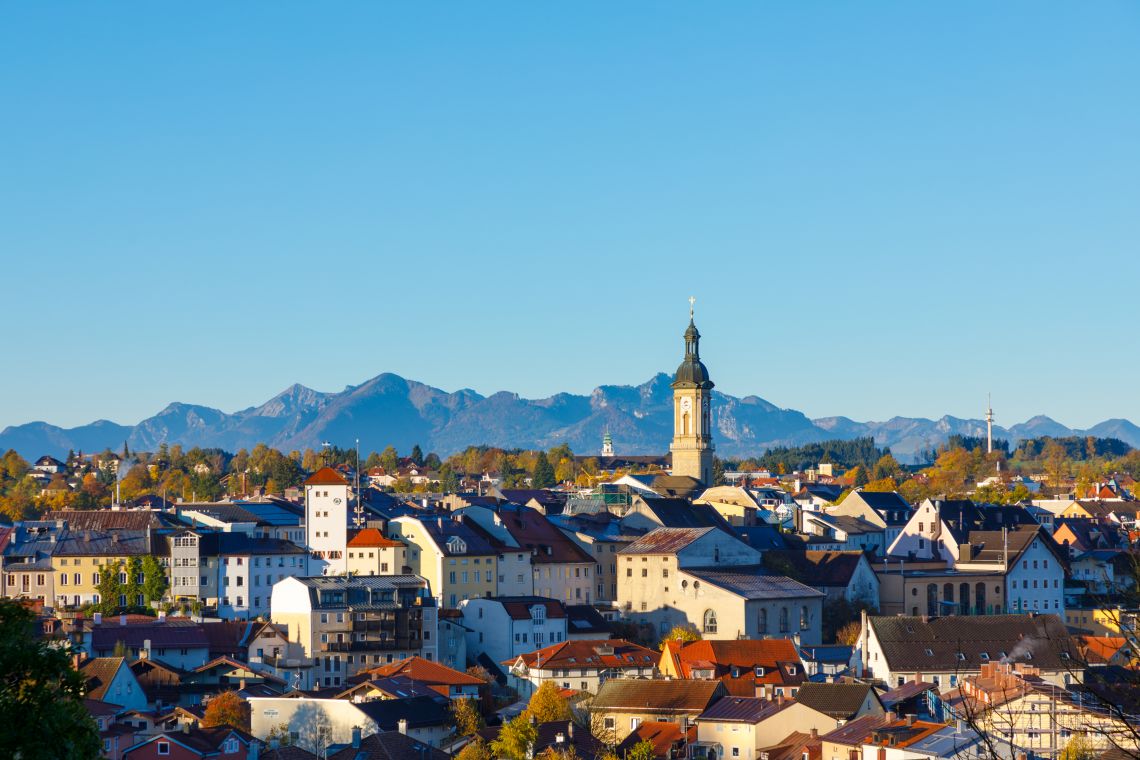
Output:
[684,565,825,600]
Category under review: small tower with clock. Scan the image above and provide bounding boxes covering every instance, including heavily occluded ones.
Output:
[670,297,715,484]
[304,466,350,575]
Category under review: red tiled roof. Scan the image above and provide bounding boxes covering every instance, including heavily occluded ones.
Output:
[618,721,695,758]
[668,639,805,686]
[347,528,405,548]
[362,656,484,690]
[305,467,348,486]
[507,639,657,670]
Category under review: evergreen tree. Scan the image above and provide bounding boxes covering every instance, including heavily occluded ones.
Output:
[531,452,556,489]
[410,444,424,466]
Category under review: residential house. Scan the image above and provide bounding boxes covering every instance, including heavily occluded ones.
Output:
[761,550,880,608]
[326,730,448,760]
[269,575,438,690]
[170,531,308,619]
[886,499,1037,562]
[792,682,885,722]
[351,655,483,701]
[945,661,1139,758]
[854,613,1077,692]
[592,678,727,742]
[458,596,569,668]
[121,726,256,760]
[388,515,497,609]
[690,696,839,760]
[345,529,407,576]
[621,494,733,533]
[659,638,807,698]
[549,510,637,603]
[829,490,913,550]
[798,513,886,556]
[82,657,148,712]
[87,617,213,671]
[504,638,658,698]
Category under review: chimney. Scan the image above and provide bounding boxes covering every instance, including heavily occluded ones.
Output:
[810,728,818,739]
[182,722,190,735]
[905,714,916,726]
[158,610,166,622]
[915,672,923,684]
[93,612,102,625]
[885,711,897,723]
[239,678,246,691]
[351,726,362,748]
[141,639,151,660]
[120,614,127,626]
[397,718,407,735]
[567,723,573,739]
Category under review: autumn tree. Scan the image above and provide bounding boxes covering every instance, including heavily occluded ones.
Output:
[451,696,484,736]
[525,680,572,722]
[490,714,537,760]
[456,738,493,760]
[202,690,250,731]
[0,599,101,759]
[835,620,862,646]
[379,446,399,475]
[658,624,701,651]
[624,740,655,760]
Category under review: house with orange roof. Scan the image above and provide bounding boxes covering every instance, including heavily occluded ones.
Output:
[618,720,696,759]
[504,638,657,698]
[353,655,483,700]
[346,528,407,576]
[659,638,807,698]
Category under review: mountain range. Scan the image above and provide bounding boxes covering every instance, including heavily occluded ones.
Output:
[3,372,1139,463]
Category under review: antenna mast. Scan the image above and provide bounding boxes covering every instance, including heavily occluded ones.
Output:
[985,394,994,454]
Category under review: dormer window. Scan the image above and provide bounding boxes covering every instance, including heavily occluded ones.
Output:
[447,537,467,554]
[980,652,989,661]
[531,605,546,624]
[755,667,765,677]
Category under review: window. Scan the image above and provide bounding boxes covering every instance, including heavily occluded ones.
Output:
[641,568,648,577]
[779,607,789,633]
[157,742,170,756]
[758,609,767,633]
[604,718,615,730]
[703,609,718,634]
[626,568,632,577]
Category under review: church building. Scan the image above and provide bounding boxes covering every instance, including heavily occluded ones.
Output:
[670,300,715,485]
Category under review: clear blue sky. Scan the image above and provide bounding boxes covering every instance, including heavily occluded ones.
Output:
[3,2,1138,431]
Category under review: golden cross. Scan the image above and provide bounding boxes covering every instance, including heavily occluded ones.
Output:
[688,296,695,320]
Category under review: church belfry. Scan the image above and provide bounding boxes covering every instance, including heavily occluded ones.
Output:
[670,297,715,484]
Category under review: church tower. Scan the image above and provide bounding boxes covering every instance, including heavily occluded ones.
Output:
[670,298,715,484]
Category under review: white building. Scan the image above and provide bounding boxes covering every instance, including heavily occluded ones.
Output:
[459,596,570,667]
[305,467,351,575]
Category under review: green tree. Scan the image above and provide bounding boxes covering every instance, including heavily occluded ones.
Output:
[96,562,123,614]
[0,599,101,759]
[410,444,424,466]
[531,452,556,489]
[439,464,460,494]
[490,714,537,760]
[658,624,701,650]
[141,555,168,606]
[379,446,399,475]
[124,556,143,609]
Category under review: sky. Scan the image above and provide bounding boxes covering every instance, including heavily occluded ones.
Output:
[2,2,1138,432]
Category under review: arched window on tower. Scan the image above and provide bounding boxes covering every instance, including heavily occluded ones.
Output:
[683,412,690,436]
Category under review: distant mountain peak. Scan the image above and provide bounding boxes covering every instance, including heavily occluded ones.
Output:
[2,371,1137,462]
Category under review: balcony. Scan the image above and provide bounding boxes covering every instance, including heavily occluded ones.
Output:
[321,638,413,653]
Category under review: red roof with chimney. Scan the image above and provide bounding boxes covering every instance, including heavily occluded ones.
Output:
[305,467,349,486]
[347,528,405,548]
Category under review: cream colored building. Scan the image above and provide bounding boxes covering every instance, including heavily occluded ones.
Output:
[692,697,838,760]
[346,528,407,576]
[388,515,497,609]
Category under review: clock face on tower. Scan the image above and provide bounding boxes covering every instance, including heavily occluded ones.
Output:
[680,397,692,413]
[333,498,342,505]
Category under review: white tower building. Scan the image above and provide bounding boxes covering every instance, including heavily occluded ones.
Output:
[305,466,350,575]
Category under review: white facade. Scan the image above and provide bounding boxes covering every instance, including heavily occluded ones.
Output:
[217,550,307,619]
[887,500,959,562]
[459,597,569,666]
[1001,539,1065,615]
[305,477,350,575]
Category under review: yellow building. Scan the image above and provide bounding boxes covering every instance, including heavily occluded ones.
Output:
[388,516,497,609]
[346,528,407,576]
[669,304,715,485]
[52,530,159,610]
